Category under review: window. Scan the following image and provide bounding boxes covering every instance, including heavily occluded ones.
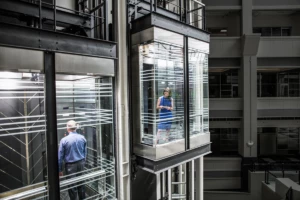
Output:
[258,127,300,156]
[277,128,299,155]
[207,28,228,37]
[253,27,292,36]
[189,38,210,142]
[0,72,46,193]
[209,69,239,98]
[210,128,239,156]
[139,39,185,147]
[257,69,300,97]
[257,72,277,97]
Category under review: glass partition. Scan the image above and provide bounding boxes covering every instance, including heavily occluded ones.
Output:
[139,40,185,147]
[0,72,47,194]
[56,75,116,199]
[188,38,209,146]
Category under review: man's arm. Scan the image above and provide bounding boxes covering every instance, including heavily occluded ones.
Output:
[58,139,65,175]
[83,139,87,161]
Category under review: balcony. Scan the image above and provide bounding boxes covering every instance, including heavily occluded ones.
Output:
[210,37,241,58]
[257,37,300,58]
[258,97,300,118]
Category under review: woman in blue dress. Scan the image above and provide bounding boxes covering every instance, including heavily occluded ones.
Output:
[156,87,173,144]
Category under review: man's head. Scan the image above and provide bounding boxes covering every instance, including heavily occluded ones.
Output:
[66,120,77,133]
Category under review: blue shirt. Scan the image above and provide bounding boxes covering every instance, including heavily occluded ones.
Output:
[58,132,87,172]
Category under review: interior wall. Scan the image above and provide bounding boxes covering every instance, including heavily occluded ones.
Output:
[206,12,241,36]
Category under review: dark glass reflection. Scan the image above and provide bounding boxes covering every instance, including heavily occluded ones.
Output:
[209,69,239,98]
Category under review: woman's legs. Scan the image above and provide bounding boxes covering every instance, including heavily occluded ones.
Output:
[156,129,162,145]
[165,129,170,142]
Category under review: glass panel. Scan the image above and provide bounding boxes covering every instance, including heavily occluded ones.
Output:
[209,70,238,98]
[272,27,281,36]
[188,38,209,142]
[209,85,220,98]
[282,28,291,36]
[278,73,288,84]
[209,73,220,84]
[253,27,262,34]
[278,84,288,97]
[56,75,116,199]
[261,27,272,36]
[0,72,47,194]
[139,40,184,146]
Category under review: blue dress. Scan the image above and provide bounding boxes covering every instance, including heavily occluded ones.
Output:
[158,96,173,130]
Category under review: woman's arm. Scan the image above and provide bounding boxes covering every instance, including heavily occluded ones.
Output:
[156,97,162,110]
[169,98,174,110]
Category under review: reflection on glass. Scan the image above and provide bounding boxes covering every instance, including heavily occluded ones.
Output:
[56,76,116,199]
[188,38,209,141]
[0,72,47,194]
[209,128,239,156]
[209,70,239,98]
[277,127,299,155]
[139,41,184,146]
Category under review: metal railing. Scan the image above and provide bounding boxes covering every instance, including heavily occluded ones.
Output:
[133,0,206,30]
[1,0,111,40]
[0,169,106,200]
[286,187,293,200]
[247,158,300,185]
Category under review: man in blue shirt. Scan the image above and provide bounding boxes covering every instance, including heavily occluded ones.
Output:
[58,120,87,200]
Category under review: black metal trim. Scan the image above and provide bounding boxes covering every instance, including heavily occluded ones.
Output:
[129,0,180,21]
[136,143,211,173]
[184,36,190,151]
[0,22,117,58]
[112,0,119,198]
[131,12,210,43]
[104,0,109,40]
[44,51,60,200]
[203,6,206,30]
[185,0,189,24]
[0,0,91,29]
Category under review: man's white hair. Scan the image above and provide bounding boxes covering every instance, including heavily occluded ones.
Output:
[67,120,77,129]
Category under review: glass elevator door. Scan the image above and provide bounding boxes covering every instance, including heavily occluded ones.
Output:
[56,75,116,199]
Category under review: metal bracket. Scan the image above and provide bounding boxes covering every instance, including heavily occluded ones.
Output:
[131,154,139,180]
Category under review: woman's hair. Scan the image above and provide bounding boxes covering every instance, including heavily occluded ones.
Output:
[163,87,172,98]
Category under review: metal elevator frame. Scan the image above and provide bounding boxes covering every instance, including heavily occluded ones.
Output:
[0,0,120,199]
[128,1,210,199]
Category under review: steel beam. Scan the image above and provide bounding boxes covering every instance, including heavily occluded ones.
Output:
[44,52,60,200]
[136,144,211,173]
[0,22,117,58]
[184,36,190,150]
[131,12,210,42]
[0,0,91,29]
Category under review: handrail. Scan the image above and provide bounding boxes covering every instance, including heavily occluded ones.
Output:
[285,187,293,200]
[0,170,105,200]
[2,0,109,40]
[243,158,300,185]
[140,0,206,30]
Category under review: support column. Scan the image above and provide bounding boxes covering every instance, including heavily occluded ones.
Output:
[157,173,161,200]
[44,52,60,200]
[115,0,130,199]
[242,0,253,35]
[190,160,195,200]
[168,169,172,200]
[195,157,203,200]
[240,55,257,157]
[240,0,259,158]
